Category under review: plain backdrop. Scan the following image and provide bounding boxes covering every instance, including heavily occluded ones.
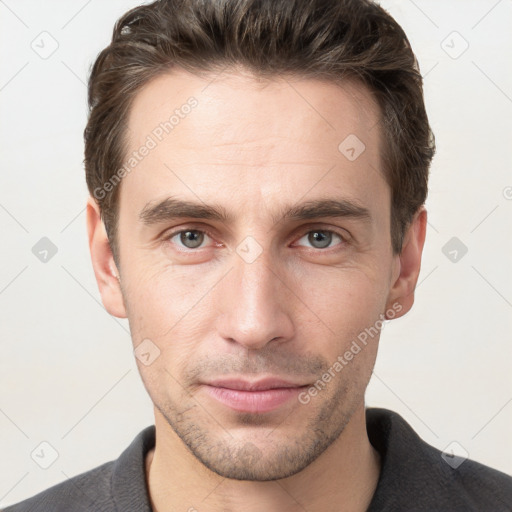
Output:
[1,0,511,507]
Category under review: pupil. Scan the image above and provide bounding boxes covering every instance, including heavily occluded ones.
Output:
[181,230,203,248]
[309,231,331,249]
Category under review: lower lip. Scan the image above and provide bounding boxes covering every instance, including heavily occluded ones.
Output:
[203,385,306,413]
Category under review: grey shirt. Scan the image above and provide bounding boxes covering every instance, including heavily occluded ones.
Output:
[3,408,512,511]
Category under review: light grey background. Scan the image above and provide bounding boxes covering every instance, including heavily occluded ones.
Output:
[1,0,511,507]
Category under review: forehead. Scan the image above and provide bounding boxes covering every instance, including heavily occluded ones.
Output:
[126,67,381,153]
[120,67,387,226]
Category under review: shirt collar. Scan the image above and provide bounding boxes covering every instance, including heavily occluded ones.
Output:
[111,424,155,511]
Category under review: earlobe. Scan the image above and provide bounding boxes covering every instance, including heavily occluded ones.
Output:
[86,196,127,318]
[385,207,427,319]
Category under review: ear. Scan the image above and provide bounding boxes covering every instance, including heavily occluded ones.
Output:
[384,206,427,319]
[86,196,127,318]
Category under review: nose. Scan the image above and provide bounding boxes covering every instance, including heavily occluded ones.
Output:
[214,245,295,351]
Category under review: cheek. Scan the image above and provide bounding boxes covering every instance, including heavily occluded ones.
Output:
[123,264,216,378]
[289,268,388,383]
[296,265,388,339]
[123,260,207,333]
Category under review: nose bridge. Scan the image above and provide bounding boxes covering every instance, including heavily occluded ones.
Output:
[238,246,276,303]
[215,241,294,349]
[233,241,281,320]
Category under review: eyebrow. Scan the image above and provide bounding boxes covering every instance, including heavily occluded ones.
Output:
[139,196,372,226]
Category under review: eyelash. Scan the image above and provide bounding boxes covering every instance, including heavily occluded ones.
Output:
[161,225,348,252]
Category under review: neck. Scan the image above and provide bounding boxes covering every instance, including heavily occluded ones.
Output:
[145,402,380,512]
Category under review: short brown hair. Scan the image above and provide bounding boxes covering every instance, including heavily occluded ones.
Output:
[84,0,435,266]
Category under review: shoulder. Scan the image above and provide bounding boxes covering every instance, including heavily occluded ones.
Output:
[2,425,155,512]
[451,455,512,509]
[1,461,116,512]
[366,407,512,511]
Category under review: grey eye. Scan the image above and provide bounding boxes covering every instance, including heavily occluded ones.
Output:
[297,230,343,249]
[178,230,205,249]
[309,231,332,249]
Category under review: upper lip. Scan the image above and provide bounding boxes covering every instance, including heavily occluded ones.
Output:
[204,378,308,391]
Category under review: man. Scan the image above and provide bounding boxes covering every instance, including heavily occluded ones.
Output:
[4,0,512,510]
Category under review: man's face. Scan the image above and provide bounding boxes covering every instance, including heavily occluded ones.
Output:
[111,68,401,480]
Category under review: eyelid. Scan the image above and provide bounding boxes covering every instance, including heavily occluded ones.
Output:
[295,224,349,240]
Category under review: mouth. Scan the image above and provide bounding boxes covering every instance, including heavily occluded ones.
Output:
[201,377,310,413]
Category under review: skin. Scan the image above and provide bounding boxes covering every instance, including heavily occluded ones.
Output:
[87,67,426,512]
